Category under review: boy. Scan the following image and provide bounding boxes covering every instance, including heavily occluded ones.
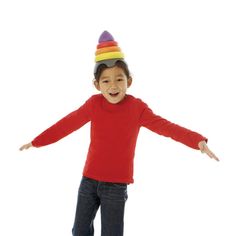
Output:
[20,31,219,236]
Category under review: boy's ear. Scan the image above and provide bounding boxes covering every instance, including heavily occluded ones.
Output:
[127,77,132,88]
[93,79,100,91]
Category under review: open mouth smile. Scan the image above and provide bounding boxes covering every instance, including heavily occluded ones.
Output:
[109,92,120,97]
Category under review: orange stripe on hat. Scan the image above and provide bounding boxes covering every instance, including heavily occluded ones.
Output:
[95,46,121,56]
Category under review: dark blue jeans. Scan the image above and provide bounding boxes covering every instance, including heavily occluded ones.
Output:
[72,176,128,236]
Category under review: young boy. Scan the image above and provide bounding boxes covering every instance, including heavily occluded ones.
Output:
[20,31,219,236]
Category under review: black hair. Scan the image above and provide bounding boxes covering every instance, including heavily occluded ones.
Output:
[94,60,130,81]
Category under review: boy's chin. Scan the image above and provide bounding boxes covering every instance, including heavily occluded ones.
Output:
[104,94,125,104]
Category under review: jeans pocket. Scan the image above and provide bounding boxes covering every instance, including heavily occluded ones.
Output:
[79,177,97,197]
[102,183,128,201]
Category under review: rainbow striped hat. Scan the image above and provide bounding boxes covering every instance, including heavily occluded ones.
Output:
[94,31,126,74]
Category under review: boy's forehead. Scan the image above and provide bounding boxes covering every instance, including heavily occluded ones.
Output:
[101,66,125,76]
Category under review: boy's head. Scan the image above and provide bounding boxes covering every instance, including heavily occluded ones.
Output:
[93,31,132,104]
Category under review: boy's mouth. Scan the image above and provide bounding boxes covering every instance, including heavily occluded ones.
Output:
[109,92,119,97]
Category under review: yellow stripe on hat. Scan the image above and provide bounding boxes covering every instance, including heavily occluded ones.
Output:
[95,52,124,62]
[95,46,121,56]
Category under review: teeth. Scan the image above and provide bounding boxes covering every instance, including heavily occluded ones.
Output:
[110,92,119,96]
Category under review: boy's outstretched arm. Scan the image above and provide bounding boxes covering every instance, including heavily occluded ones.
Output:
[139,102,220,162]
[19,97,92,151]
[198,141,219,161]
[19,142,33,151]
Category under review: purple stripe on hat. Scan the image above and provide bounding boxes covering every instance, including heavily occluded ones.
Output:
[98,31,114,43]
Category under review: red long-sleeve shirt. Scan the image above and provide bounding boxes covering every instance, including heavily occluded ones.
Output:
[32,94,206,183]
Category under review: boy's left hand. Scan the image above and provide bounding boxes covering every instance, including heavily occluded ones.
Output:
[198,141,220,161]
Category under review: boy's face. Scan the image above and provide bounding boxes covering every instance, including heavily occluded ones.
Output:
[94,66,132,104]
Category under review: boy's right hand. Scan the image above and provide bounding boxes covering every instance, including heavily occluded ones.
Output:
[19,142,33,151]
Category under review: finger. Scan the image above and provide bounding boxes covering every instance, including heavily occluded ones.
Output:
[202,144,212,155]
[199,143,220,161]
[210,154,220,161]
[205,149,220,161]
[19,144,29,151]
[211,154,220,161]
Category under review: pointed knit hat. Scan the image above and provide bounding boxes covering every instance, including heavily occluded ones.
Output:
[94,31,126,74]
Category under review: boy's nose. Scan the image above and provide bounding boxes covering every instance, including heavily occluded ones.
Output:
[110,81,118,89]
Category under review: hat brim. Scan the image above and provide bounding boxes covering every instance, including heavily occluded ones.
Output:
[94,58,126,74]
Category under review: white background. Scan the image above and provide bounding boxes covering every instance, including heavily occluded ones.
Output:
[1,0,236,235]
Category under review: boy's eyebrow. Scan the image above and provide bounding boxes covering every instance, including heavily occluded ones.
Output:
[100,73,125,80]
[116,73,125,77]
[100,76,110,80]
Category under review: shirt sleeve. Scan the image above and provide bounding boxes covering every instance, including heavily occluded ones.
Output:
[139,102,207,150]
[31,98,92,147]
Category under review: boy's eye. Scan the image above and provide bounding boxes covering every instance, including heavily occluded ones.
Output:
[117,78,124,81]
[102,80,109,83]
